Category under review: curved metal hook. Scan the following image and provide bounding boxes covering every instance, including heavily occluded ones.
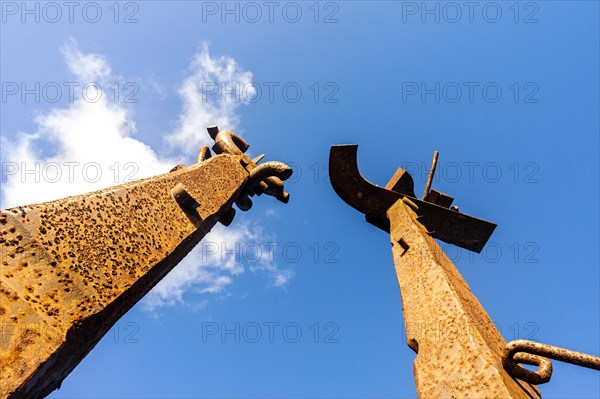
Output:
[235,192,253,211]
[263,176,284,196]
[504,350,553,385]
[249,162,293,185]
[503,339,600,385]
[329,145,402,221]
[248,163,292,203]
[205,125,292,211]
[212,130,250,155]
[328,145,496,253]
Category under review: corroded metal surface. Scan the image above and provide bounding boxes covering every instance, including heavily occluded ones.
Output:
[208,126,290,205]
[0,128,292,398]
[388,200,540,398]
[504,339,600,384]
[329,145,496,253]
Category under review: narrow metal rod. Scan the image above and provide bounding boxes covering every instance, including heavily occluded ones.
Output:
[504,339,600,384]
[422,151,439,200]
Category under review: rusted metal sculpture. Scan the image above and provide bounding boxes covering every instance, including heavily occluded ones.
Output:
[0,127,292,399]
[330,144,600,397]
[329,145,541,398]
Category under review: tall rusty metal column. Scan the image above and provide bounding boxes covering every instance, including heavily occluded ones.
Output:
[329,145,541,398]
[0,127,292,399]
[387,200,539,397]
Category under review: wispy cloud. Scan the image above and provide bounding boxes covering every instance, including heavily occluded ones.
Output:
[142,221,294,312]
[164,42,255,157]
[1,40,292,312]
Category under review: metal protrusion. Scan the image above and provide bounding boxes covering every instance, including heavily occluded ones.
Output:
[205,125,292,211]
[171,183,202,226]
[219,207,236,226]
[402,197,419,213]
[239,154,254,167]
[207,127,251,162]
[385,167,416,197]
[212,140,237,156]
[171,183,200,211]
[170,164,186,172]
[252,181,269,196]
[249,162,293,186]
[450,205,460,212]
[512,351,553,384]
[422,151,439,200]
[207,125,220,140]
[198,146,212,162]
[212,130,250,155]
[425,189,454,208]
[503,339,600,385]
[263,176,285,196]
[235,192,253,211]
[275,191,290,204]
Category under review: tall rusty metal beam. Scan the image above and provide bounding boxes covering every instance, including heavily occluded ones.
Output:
[329,144,541,398]
[0,128,292,398]
[388,199,540,398]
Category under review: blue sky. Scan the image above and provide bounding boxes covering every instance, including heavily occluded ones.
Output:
[1,1,599,398]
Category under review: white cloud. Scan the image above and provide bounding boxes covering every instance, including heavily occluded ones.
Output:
[265,207,281,218]
[1,41,174,208]
[164,42,255,156]
[62,39,112,82]
[1,40,292,312]
[143,220,294,312]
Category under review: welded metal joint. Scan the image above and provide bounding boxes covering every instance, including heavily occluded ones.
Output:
[503,339,600,385]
